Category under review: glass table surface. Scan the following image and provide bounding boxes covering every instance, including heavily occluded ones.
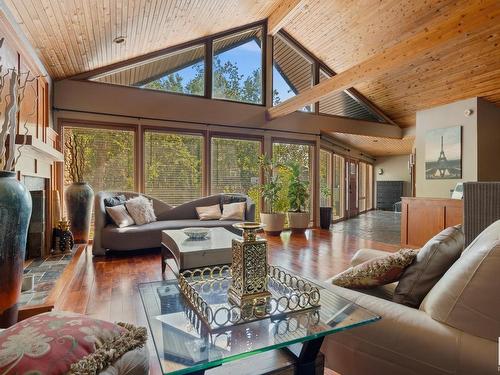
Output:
[139,268,380,375]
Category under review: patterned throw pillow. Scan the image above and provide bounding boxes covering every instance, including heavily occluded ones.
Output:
[331,249,418,289]
[125,196,157,225]
[103,194,127,207]
[0,311,147,375]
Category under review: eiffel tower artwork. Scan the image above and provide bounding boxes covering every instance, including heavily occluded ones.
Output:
[425,126,462,180]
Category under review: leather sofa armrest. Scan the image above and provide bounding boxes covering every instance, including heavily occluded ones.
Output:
[351,248,392,266]
[321,284,497,375]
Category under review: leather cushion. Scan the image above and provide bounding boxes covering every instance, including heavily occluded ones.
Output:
[393,224,464,307]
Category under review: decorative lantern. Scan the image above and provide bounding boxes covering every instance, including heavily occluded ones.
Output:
[228,222,271,306]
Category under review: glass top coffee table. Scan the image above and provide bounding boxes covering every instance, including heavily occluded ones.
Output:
[139,267,379,375]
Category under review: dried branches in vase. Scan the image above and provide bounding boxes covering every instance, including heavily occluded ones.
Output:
[0,37,42,171]
[64,132,89,183]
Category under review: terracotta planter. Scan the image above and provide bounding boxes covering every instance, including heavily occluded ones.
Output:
[260,212,286,236]
[65,182,94,243]
[288,211,310,233]
[320,207,332,229]
[0,171,32,327]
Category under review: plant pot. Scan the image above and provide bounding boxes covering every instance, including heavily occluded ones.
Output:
[65,182,94,243]
[0,171,32,327]
[287,211,310,233]
[320,207,332,229]
[260,212,286,236]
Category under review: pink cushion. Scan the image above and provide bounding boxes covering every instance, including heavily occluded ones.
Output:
[0,311,125,374]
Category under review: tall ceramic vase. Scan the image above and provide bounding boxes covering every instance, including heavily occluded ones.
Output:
[0,171,32,328]
[65,182,94,243]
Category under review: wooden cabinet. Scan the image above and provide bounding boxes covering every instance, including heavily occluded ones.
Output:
[377,181,404,210]
[401,197,463,248]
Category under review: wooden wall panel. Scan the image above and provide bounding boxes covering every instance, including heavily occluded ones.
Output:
[401,197,463,248]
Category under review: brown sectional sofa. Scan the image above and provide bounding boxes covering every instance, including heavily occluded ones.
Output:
[92,192,255,255]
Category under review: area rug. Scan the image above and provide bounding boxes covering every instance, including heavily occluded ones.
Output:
[20,253,73,307]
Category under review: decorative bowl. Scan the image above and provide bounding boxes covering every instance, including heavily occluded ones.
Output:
[183,227,210,240]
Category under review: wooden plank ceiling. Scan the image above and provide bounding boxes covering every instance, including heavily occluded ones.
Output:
[283,0,500,127]
[331,133,415,157]
[3,0,279,79]
[4,0,500,152]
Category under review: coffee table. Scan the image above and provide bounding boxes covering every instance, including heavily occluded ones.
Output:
[161,228,240,275]
[139,267,380,375]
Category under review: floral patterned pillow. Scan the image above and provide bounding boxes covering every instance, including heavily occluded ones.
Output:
[0,311,146,375]
[332,248,418,289]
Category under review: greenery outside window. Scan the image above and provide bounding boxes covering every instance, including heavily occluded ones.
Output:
[210,136,262,215]
[320,149,333,207]
[212,26,263,104]
[144,130,203,205]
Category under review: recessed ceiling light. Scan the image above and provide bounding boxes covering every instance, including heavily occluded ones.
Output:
[113,36,126,44]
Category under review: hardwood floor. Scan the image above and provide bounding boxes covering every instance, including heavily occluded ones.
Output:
[55,228,399,375]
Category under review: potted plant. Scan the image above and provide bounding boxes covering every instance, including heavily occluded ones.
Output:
[259,154,286,236]
[0,61,34,326]
[64,131,94,243]
[320,186,332,229]
[286,162,310,233]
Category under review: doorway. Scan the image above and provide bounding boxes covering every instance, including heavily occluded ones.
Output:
[346,159,359,218]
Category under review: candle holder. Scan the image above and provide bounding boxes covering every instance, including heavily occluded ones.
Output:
[228,222,271,306]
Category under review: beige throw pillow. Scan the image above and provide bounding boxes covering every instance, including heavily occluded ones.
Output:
[220,202,245,221]
[125,196,157,225]
[196,204,222,220]
[105,205,135,228]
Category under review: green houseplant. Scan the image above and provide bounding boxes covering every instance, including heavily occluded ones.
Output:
[259,154,286,235]
[320,186,332,229]
[286,162,310,233]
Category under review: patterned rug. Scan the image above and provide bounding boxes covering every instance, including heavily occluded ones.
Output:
[20,252,73,307]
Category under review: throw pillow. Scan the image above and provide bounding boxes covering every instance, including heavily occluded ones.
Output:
[393,224,464,307]
[331,248,417,289]
[196,204,222,220]
[220,202,246,221]
[106,205,135,228]
[0,311,147,375]
[125,196,157,225]
[103,194,127,207]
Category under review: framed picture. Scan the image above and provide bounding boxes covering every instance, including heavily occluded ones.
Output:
[425,126,462,179]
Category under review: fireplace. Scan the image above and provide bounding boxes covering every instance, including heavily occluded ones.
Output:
[23,176,48,259]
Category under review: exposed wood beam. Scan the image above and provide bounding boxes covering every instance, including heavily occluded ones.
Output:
[268,0,307,36]
[267,1,500,120]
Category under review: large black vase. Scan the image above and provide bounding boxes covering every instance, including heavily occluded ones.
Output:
[0,171,32,327]
[65,182,94,243]
[320,207,332,229]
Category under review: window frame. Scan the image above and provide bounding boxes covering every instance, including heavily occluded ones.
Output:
[86,21,268,107]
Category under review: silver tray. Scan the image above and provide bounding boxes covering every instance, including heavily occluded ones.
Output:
[178,265,321,331]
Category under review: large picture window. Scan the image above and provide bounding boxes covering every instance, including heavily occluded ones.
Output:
[272,141,313,215]
[210,136,262,214]
[63,125,136,230]
[144,130,203,205]
[212,26,263,104]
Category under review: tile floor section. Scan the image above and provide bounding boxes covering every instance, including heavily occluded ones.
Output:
[331,210,401,244]
[20,253,72,306]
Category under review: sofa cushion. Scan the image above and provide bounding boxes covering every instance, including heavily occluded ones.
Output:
[420,220,500,341]
[196,204,222,220]
[331,249,417,289]
[393,225,464,307]
[125,196,157,225]
[106,205,135,228]
[102,220,241,251]
[0,311,147,375]
[220,202,246,220]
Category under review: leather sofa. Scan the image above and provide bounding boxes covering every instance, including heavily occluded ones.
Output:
[93,192,255,255]
[322,219,500,375]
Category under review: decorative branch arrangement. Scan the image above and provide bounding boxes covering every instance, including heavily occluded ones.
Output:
[0,37,43,171]
[64,132,90,183]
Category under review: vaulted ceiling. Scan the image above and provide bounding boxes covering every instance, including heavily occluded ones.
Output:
[4,0,500,135]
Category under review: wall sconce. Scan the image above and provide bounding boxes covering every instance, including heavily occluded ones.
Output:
[378,168,384,175]
[464,109,474,117]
